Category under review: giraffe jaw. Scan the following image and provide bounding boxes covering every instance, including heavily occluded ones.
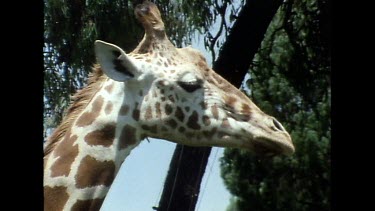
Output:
[238,113,295,156]
[249,135,295,157]
[211,120,295,156]
[220,133,294,156]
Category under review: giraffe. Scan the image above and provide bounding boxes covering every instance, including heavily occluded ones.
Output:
[43,1,294,210]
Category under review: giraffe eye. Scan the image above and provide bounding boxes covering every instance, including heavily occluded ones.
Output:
[177,80,202,93]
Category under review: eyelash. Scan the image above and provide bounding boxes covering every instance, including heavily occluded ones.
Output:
[177,80,202,92]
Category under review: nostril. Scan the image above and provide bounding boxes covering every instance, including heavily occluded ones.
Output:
[272,118,285,132]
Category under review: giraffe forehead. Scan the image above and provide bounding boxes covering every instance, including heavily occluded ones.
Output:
[130,55,204,81]
[131,46,208,70]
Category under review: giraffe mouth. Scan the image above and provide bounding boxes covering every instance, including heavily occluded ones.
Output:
[251,138,289,157]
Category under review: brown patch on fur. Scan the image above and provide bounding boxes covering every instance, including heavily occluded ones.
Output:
[166,119,178,129]
[44,66,107,157]
[221,118,231,129]
[104,83,114,93]
[132,109,140,120]
[119,125,137,149]
[241,103,251,113]
[157,80,166,87]
[175,107,184,122]
[141,124,158,134]
[196,60,207,69]
[120,105,130,115]
[211,105,219,119]
[71,198,105,211]
[75,112,97,127]
[240,103,252,121]
[203,128,217,139]
[84,123,116,147]
[168,95,175,103]
[76,96,104,127]
[225,95,237,109]
[178,126,186,133]
[202,115,211,126]
[242,114,252,122]
[187,111,201,130]
[105,102,113,115]
[44,186,69,211]
[132,103,140,121]
[165,104,173,115]
[155,102,162,118]
[153,90,158,98]
[75,156,115,188]
[199,101,207,109]
[144,106,153,120]
[50,134,78,177]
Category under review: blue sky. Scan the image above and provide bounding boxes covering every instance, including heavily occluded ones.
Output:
[101,139,232,211]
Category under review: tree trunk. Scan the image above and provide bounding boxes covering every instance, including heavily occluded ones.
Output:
[157,1,283,210]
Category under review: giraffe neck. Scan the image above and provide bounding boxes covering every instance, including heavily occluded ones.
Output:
[44,78,144,211]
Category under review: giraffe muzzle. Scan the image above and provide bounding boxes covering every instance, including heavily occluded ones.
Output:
[244,115,295,156]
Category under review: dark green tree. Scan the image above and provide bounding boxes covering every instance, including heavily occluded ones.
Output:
[220,0,331,210]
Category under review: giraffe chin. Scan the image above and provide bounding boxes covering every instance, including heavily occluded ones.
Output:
[249,138,294,157]
[203,134,292,157]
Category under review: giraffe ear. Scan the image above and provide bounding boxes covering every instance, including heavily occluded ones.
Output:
[94,40,138,81]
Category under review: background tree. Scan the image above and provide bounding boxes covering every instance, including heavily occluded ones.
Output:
[220,0,331,210]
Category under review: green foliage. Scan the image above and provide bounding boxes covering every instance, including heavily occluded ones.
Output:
[221,0,331,210]
[226,197,241,211]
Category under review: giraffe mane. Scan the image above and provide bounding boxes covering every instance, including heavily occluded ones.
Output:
[44,65,108,157]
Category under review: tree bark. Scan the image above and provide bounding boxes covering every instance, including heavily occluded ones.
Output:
[157,0,283,210]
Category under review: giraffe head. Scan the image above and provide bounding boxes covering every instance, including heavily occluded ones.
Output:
[92,1,294,156]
